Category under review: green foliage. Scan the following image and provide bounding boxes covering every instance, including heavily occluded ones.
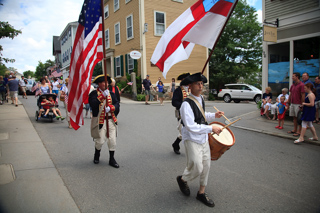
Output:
[0,21,22,64]
[208,93,215,101]
[257,100,262,109]
[23,70,34,78]
[92,62,102,76]
[209,0,262,91]
[0,63,7,76]
[136,94,145,101]
[34,59,55,81]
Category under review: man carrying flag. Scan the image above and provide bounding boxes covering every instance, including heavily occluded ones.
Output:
[151,0,237,78]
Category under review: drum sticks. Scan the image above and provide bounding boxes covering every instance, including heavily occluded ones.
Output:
[213,106,231,122]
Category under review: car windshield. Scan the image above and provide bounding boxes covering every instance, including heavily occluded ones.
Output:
[248,85,260,91]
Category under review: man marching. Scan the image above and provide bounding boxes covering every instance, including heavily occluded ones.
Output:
[176,72,224,207]
[171,72,190,154]
[89,74,120,168]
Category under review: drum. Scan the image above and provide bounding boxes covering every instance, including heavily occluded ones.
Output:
[208,121,235,160]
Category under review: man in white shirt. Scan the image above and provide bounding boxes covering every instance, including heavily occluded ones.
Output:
[177,72,224,208]
[19,76,27,99]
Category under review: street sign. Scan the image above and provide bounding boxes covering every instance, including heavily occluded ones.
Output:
[130,51,141,59]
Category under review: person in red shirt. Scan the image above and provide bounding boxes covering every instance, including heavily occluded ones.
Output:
[287,72,305,136]
[47,96,64,120]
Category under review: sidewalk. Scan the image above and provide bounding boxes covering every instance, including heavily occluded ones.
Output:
[0,100,80,213]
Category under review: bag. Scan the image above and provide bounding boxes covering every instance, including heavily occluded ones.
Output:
[60,94,65,102]
[297,110,302,125]
[162,87,166,94]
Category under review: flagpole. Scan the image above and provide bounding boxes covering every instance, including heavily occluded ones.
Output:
[100,0,108,82]
[201,0,239,74]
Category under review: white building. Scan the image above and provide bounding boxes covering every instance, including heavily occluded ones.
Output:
[262,0,320,96]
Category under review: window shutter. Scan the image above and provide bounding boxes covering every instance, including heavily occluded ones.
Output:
[125,54,128,74]
[114,57,116,77]
[120,55,124,76]
[134,59,137,72]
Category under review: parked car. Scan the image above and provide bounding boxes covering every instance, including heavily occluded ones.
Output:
[25,79,36,95]
[218,83,262,103]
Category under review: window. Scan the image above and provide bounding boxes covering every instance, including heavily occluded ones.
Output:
[172,0,183,2]
[114,0,119,12]
[105,29,110,48]
[115,56,121,77]
[127,55,134,74]
[70,47,72,58]
[115,22,120,45]
[69,29,71,37]
[126,15,133,40]
[104,5,109,19]
[154,11,165,36]
[125,0,131,3]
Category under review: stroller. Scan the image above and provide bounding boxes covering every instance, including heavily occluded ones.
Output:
[35,94,58,122]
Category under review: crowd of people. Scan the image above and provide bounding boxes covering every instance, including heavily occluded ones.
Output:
[260,72,319,143]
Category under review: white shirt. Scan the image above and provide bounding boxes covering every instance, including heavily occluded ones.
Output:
[62,85,68,95]
[19,79,26,87]
[180,93,216,144]
[52,81,59,90]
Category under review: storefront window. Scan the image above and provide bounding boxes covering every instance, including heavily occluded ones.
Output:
[294,37,320,83]
[268,42,290,96]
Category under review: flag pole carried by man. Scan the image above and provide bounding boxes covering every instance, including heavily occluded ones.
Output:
[151,0,238,78]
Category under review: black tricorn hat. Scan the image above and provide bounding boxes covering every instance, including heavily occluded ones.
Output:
[92,74,111,84]
[177,73,191,81]
[180,72,207,85]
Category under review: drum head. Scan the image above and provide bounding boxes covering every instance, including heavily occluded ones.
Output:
[210,122,235,146]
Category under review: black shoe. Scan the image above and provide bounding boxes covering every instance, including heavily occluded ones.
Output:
[196,192,215,207]
[109,159,119,168]
[93,148,101,164]
[176,176,190,196]
[172,138,181,155]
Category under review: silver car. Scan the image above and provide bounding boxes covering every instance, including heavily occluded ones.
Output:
[25,79,36,95]
[218,83,262,103]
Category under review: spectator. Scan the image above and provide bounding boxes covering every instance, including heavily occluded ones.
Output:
[294,83,318,143]
[60,78,72,128]
[270,88,289,120]
[314,76,320,124]
[19,76,27,99]
[157,81,165,105]
[51,77,60,95]
[155,77,161,101]
[260,87,272,119]
[38,77,52,95]
[169,78,176,99]
[287,72,305,137]
[7,75,19,107]
[4,74,9,102]
[302,72,314,87]
[108,78,123,103]
[275,96,288,130]
[0,76,6,105]
[142,75,153,105]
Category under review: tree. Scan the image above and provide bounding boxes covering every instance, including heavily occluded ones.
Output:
[0,63,7,76]
[34,59,55,81]
[23,70,35,79]
[209,0,262,91]
[92,61,103,77]
[0,21,22,64]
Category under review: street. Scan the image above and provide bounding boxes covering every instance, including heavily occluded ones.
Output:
[20,97,320,213]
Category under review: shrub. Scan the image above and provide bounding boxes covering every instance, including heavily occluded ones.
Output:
[256,100,262,109]
[208,93,215,101]
[137,94,145,101]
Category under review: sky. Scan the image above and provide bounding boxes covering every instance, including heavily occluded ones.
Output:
[0,0,262,74]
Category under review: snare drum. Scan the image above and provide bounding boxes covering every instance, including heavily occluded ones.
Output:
[208,121,235,160]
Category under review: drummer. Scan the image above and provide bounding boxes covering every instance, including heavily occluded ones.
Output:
[176,72,224,208]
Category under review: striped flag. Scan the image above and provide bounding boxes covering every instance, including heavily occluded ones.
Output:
[68,0,103,130]
[151,0,237,78]
[127,82,133,86]
[31,82,38,92]
[52,68,62,77]
[35,88,41,97]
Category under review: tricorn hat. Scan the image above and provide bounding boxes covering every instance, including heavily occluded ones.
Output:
[180,72,207,85]
[92,74,111,84]
[177,73,191,81]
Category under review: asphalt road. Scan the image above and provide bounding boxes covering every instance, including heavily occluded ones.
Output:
[21,96,320,213]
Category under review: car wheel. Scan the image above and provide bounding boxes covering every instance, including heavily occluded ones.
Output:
[234,99,240,103]
[35,111,39,121]
[254,95,261,104]
[223,94,231,103]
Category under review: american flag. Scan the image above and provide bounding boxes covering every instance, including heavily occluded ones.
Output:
[68,0,103,130]
[35,88,41,97]
[127,82,133,86]
[31,82,38,92]
[52,68,62,78]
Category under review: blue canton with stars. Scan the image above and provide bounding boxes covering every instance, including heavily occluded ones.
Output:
[78,0,102,37]
[202,0,234,12]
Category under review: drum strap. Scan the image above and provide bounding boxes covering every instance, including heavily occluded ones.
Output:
[188,95,207,123]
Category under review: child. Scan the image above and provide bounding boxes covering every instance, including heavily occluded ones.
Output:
[262,98,272,119]
[47,96,65,120]
[39,96,51,119]
[275,96,288,129]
